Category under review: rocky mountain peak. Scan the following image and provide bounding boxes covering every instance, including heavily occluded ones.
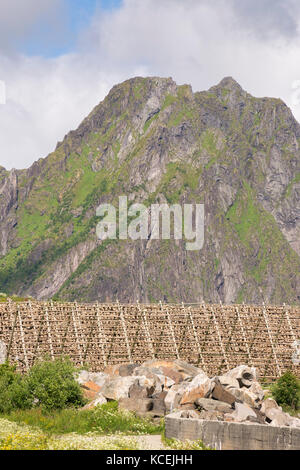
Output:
[207,76,249,111]
[217,76,244,91]
[0,76,299,304]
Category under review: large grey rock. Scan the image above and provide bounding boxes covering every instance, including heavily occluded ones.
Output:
[228,403,257,423]
[251,408,267,425]
[0,340,7,364]
[142,359,203,380]
[225,365,257,388]
[290,417,300,428]
[261,398,279,416]
[248,381,265,401]
[129,381,154,399]
[76,370,108,388]
[133,367,163,394]
[266,408,295,427]
[230,387,262,409]
[157,366,185,384]
[151,397,166,417]
[198,410,225,421]
[119,397,154,414]
[179,372,213,405]
[165,383,190,413]
[119,363,140,377]
[217,375,240,391]
[212,380,236,406]
[82,393,107,410]
[76,370,90,384]
[180,410,201,419]
[100,376,139,400]
[173,360,204,379]
[195,398,233,414]
[156,374,175,389]
[136,366,176,390]
[137,374,163,395]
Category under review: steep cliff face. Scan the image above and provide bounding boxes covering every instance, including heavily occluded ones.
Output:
[0,76,299,304]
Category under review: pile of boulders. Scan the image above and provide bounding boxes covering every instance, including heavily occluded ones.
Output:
[76,360,300,428]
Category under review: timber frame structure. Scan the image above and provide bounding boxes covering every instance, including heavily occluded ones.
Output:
[0,300,299,380]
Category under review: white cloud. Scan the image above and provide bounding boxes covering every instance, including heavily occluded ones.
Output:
[229,0,300,40]
[0,0,64,53]
[0,53,116,169]
[1,0,300,170]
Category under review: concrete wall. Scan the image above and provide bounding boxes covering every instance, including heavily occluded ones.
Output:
[165,412,300,450]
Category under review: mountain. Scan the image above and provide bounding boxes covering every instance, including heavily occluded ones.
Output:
[0,76,299,304]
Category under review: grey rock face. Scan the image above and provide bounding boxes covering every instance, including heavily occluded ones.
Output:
[227,402,258,423]
[76,370,108,388]
[195,398,232,414]
[100,376,139,401]
[119,397,154,414]
[0,76,300,304]
[212,380,236,406]
[217,375,240,391]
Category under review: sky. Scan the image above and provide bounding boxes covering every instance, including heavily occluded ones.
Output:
[1,0,300,170]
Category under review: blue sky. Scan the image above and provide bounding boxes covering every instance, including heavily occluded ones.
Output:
[19,0,123,57]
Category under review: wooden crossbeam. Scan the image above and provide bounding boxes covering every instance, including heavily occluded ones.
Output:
[117,300,132,363]
[160,301,180,360]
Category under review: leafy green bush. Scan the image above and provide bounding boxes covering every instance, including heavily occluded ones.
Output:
[272,371,300,410]
[25,357,86,412]
[0,363,32,413]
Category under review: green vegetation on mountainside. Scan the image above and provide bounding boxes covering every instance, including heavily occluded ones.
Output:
[0,76,299,304]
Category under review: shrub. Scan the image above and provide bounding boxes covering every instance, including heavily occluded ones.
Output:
[25,357,86,411]
[272,371,300,410]
[0,363,32,413]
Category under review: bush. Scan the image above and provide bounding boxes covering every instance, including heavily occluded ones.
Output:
[0,363,32,413]
[272,371,300,410]
[25,357,86,412]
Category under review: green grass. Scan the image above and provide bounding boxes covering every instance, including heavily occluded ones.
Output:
[161,94,178,110]
[0,418,141,450]
[146,161,202,206]
[285,173,300,198]
[143,112,160,133]
[201,130,219,155]
[2,402,164,436]
[0,416,212,450]
[0,294,32,303]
